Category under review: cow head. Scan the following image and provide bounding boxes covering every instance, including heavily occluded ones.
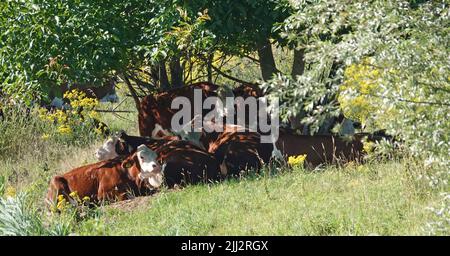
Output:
[137,145,163,188]
[95,131,131,161]
[95,136,120,161]
[121,145,163,188]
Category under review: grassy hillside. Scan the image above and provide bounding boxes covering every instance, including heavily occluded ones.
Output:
[0,86,446,236]
[75,160,439,235]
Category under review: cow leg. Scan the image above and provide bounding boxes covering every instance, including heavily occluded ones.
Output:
[97,184,113,203]
[46,176,71,208]
[98,182,131,203]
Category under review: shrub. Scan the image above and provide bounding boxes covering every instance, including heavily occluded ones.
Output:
[37,89,106,144]
[0,191,72,236]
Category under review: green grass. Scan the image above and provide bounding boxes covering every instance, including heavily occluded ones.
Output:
[78,161,441,235]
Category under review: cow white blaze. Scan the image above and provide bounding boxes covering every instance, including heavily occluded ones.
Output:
[136,145,163,188]
[95,137,119,161]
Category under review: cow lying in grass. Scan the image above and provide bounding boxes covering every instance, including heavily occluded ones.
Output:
[95,131,222,188]
[275,130,393,167]
[176,121,274,177]
[47,145,162,206]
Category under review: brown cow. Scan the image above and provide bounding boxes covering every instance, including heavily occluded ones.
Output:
[138,81,267,139]
[95,132,222,188]
[47,145,161,206]
[138,82,219,138]
[178,122,274,177]
[275,130,369,167]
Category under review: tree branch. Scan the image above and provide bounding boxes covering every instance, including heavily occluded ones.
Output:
[121,73,141,111]
[210,64,253,85]
[365,93,450,107]
[94,109,134,114]
[243,54,260,63]
[128,72,153,94]
[196,54,253,85]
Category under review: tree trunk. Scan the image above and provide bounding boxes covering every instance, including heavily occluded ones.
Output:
[149,65,159,87]
[150,61,170,90]
[257,39,277,81]
[207,53,213,83]
[169,56,183,88]
[121,73,141,111]
[159,61,170,90]
[291,48,306,79]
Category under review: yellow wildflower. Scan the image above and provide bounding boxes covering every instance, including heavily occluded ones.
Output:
[88,110,100,120]
[38,108,48,120]
[5,186,16,197]
[41,133,50,140]
[69,191,78,198]
[57,125,72,135]
[64,89,98,112]
[55,110,68,123]
[288,154,307,167]
[56,195,68,211]
[363,141,375,153]
[57,200,67,211]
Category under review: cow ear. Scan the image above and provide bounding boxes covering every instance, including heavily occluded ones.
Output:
[121,156,135,169]
[115,129,126,138]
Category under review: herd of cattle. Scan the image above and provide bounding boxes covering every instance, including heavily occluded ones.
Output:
[46,82,392,207]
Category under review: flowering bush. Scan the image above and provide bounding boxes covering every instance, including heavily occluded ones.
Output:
[38,89,106,143]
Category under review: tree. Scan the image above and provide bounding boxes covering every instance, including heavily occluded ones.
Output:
[0,0,156,105]
[185,0,292,81]
[1,0,292,107]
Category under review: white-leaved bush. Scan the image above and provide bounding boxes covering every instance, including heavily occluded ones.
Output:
[0,176,71,236]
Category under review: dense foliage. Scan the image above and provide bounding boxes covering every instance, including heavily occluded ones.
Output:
[0,0,291,104]
[0,0,156,103]
[267,0,449,161]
